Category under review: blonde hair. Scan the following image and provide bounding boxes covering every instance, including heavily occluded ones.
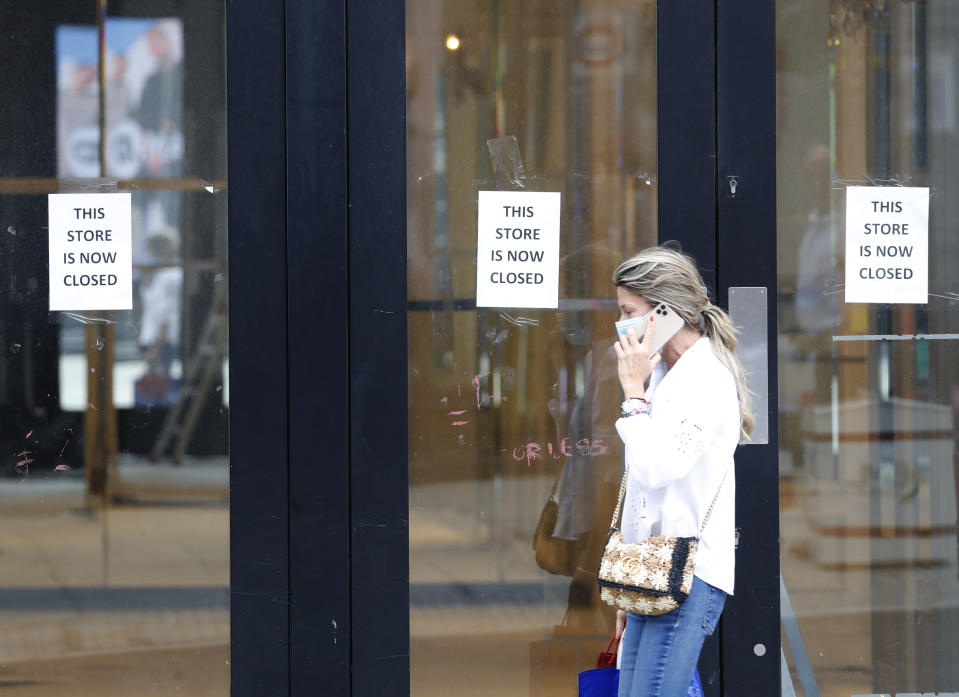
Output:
[613,244,755,443]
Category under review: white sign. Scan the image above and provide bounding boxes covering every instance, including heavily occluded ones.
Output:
[845,186,929,304]
[48,193,133,311]
[476,191,561,308]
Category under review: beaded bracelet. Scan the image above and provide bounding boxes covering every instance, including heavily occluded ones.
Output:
[620,397,651,418]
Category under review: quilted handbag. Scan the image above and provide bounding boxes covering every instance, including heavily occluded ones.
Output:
[597,465,727,616]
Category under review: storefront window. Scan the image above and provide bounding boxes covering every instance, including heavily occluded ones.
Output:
[406,1,655,694]
[778,2,959,695]
[0,4,228,693]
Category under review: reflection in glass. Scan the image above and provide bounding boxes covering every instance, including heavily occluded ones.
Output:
[56,19,188,410]
[1,4,228,694]
[407,1,656,694]
[778,2,959,695]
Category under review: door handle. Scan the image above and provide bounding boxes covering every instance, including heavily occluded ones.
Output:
[728,286,768,444]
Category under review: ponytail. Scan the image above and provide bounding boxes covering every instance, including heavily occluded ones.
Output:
[701,304,755,443]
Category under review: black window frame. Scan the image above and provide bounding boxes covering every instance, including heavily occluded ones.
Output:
[227,0,779,695]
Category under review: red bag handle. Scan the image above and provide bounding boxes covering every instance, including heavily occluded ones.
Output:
[605,633,620,654]
[595,632,621,668]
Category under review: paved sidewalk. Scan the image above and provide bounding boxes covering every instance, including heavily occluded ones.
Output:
[0,457,229,694]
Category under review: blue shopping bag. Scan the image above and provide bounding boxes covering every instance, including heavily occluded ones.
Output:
[578,666,618,697]
[578,666,703,697]
[578,632,620,697]
[577,629,702,697]
[686,668,705,697]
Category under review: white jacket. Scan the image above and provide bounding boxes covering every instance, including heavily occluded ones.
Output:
[615,336,739,595]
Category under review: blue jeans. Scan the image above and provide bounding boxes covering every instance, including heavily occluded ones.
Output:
[618,576,727,697]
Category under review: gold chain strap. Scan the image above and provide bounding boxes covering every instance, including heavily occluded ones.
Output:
[697,468,728,537]
[609,463,730,539]
[609,462,631,530]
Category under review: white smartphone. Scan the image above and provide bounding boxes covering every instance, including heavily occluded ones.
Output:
[614,303,685,354]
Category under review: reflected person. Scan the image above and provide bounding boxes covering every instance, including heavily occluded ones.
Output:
[544,308,622,631]
[536,244,624,634]
[139,226,183,376]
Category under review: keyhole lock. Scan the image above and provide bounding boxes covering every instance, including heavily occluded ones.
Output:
[727,176,739,198]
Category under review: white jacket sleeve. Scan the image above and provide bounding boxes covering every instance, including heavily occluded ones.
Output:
[614,382,721,490]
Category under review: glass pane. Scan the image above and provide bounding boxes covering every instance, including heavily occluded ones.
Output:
[1,4,228,694]
[778,2,959,696]
[407,2,656,695]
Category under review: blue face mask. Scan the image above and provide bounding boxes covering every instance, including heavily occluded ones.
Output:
[614,311,651,339]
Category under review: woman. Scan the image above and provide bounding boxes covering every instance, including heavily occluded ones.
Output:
[610,245,753,697]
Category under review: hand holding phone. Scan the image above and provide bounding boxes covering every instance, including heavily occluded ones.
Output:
[614,308,667,397]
